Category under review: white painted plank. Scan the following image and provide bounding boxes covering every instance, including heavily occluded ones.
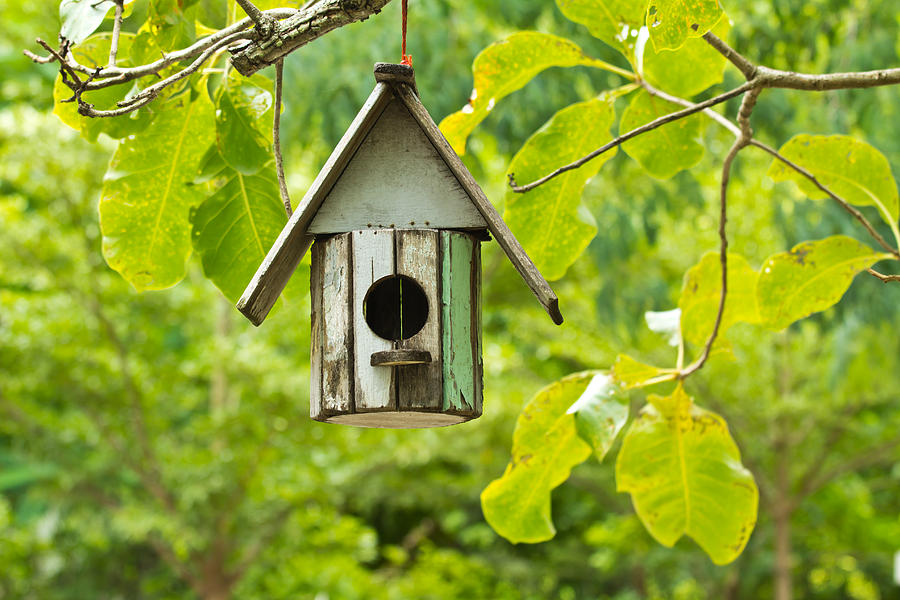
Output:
[309,100,487,233]
[352,229,396,410]
[321,233,352,413]
[396,229,442,409]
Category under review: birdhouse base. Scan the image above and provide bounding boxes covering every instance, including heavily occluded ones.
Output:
[324,411,473,429]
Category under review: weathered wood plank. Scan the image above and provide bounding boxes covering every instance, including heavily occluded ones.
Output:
[237,83,392,326]
[309,238,324,420]
[309,100,486,233]
[352,229,396,411]
[396,229,442,409]
[441,231,476,413]
[471,239,484,414]
[391,82,564,326]
[321,233,353,413]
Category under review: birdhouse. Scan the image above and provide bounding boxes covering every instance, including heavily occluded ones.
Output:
[237,63,562,428]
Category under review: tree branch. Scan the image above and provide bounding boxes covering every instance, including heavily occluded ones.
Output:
[229,0,394,76]
[108,0,124,68]
[749,140,900,259]
[235,0,277,39]
[868,268,900,282]
[509,82,754,193]
[273,58,292,217]
[796,436,900,502]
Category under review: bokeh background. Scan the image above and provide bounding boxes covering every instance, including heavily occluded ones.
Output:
[2,0,900,598]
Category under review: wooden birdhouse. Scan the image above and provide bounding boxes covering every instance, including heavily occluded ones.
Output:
[237,63,562,428]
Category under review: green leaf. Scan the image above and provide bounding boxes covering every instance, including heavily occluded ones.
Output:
[767,134,900,232]
[756,236,891,331]
[616,386,758,565]
[100,94,216,291]
[679,252,759,345]
[191,163,288,303]
[60,0,116,45]
[481,372,595,544]
[438,32,631,155]
[504,97,617,280]
[147,0,196,50]
[567,374,630,460]
[621,89,704,179]
[216,74,274,176]
[643,17,730,97]
[52,33,152,142]
[555,0,645,63]
[611,354,674,389]
[646,0,725,51]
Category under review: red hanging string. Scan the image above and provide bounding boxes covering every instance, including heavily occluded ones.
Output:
[401,0,412,66]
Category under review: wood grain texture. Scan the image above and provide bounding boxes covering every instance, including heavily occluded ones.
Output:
[321,233,353,413]
[471,239,484,414]
[309,99,486,233]
[391,82,564,326]
[352,229,396,411]
[441,231,476,412]
[236,83,392,326]
[309,239,324,420]
[396,229,442,409]
[371,349,432,366]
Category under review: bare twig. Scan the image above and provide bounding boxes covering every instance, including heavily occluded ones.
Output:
[702,32,757,79]
[108,0,124,68]
[749,140,900,259]
[273,58,292,217]
[235,0,276,38]
[643,81,740,136]
[509,82,755,193]
[868,268,900,282]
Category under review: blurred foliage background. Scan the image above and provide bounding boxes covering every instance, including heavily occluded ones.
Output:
[1,0,899,598]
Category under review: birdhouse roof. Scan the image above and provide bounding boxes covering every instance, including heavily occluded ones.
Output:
[237,63,562,327]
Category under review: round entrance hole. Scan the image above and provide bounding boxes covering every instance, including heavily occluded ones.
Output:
[363,275,429,341]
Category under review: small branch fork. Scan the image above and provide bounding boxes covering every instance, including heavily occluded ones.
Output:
[509,30,900,381]
[24,0,392,117]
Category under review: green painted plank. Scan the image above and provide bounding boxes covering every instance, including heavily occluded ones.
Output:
[441,232,476,411]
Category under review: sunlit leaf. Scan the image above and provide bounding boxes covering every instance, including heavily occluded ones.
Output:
[100,94,215,291]
[216,74,274,176]
[643,17,729,97]
[621,90,704,179]
[616,386,758,565]
[679,252,759,345]
[567,373,630,460]
[645,308,681,346]
[481,372,596,544]
[767,134,900,231]
[646,0,725,51]
[504,97,616,280]
[555,0,645,63]
[611,354,674,388]
[757,236,891,331]
[60,0,116,45]
[439,32,630,155]
[191,162,287,303]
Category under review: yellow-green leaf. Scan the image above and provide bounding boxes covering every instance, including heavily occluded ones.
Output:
[216,74,274,176]
[616,386,758,565]
[767,134,900,232]
[643,17,729,97]
[567,373,630,460]
[646,0,725,51]
[611,354,674,389]
[679,252,760,345]
[555,0,645,64]
[100,94,216,291]
[757,236,891,331]
[481,372,596,544]
[439,32,630,155]
[191,162,287,303]
[504,97,617,280]
[621,89,704,179]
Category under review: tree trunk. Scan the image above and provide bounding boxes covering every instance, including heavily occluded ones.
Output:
[773,421,793,600]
